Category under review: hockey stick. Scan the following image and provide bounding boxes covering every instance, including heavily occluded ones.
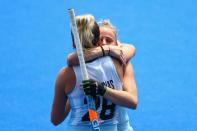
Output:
[68,9,100,131]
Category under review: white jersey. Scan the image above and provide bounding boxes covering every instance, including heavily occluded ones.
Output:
[117,107,133,131]
[67,56,122,126]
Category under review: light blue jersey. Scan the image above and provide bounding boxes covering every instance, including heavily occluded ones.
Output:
[117,107,133,131]
[67,56,122,131]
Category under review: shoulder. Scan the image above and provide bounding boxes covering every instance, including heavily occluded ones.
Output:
[57,67,75,81]
[55,66,76,93]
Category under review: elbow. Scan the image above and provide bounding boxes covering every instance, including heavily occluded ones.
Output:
[132,98,138,109]
[51,113,62,126]
[132,102,138,110]
[51,122,59,126]
[51,117,60,126]
[128,99,138,110]
[51,120,58,126]
[51,118,62,126]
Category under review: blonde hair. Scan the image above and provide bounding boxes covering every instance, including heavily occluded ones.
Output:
[72,14,99,49]
[98,19,117,36]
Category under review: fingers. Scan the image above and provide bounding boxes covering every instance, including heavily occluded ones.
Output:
[82,79,97,96]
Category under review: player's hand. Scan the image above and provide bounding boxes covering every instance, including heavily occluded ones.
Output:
[103,45,126,67]
[82,79,107,97]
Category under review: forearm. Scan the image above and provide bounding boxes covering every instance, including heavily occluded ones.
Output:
[84,48,103,62]
[82,79,137,109]
[103,87,137,109]
[102,44,135,63]
[51,103,68,125]
[120,44,135,62]
[67,47,103,66]
[51,76,69,126]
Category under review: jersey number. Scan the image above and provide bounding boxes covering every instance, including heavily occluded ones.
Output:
[82,85,116,121]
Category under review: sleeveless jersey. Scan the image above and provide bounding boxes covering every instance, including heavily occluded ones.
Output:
[67,56,122,126]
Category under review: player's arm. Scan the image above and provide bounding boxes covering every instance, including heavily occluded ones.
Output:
[119,43,136,62]
[67,44,135,66]
[103,63,137,109]
[103,44,135,66]
[67,47,103,66]
[82,61,137,109]
[51,67,74,125]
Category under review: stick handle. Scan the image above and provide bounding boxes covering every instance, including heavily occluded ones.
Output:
[68,9,89,80]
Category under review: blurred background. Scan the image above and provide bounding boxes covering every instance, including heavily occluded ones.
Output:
[0,0,197,130]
